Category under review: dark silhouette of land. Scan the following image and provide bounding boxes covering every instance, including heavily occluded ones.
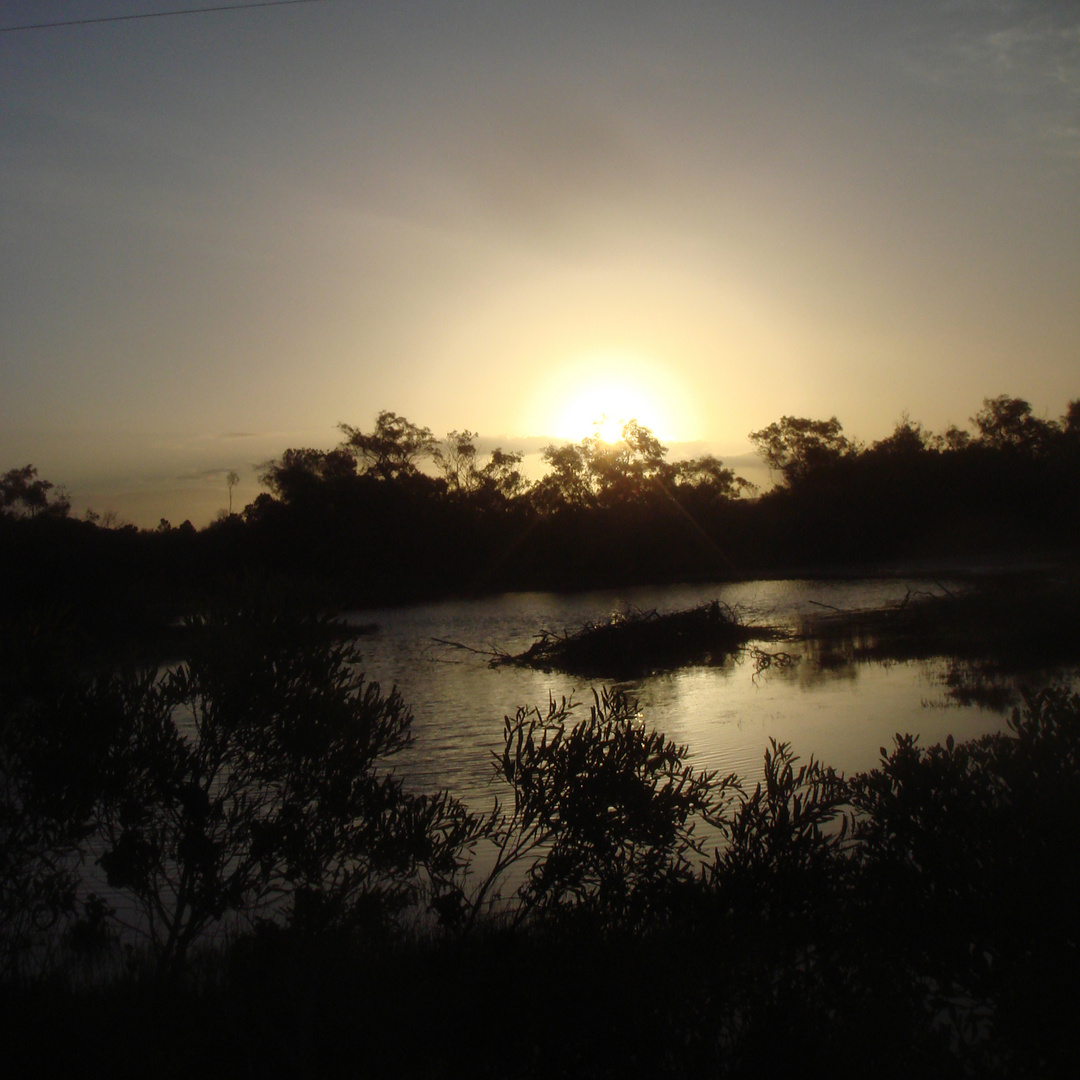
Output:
[2,395,1078,650]
[483,599,776,678]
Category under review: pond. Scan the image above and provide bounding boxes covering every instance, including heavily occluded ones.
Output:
[346,577,1028,809]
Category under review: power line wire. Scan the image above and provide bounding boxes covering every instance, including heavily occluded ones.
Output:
[0,0,329,34]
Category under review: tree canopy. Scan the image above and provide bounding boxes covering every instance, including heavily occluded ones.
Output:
[339,411,437,481]
[748,416,852,485]
[1,465,69,519]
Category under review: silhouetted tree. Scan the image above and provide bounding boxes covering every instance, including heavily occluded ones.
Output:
[258,447,356,504]
[587,420,672,506]
[433,434,528,503]
[0,692,90,977]
[339,411,437,481]
[478,447,527,501]
[531,419,725,511]
[1064,399,1080,438]
[532,442,592,510]
[868,414,929,457]
[433,430,480,493]
[0,466,70,519]
[226,470,240,515]
[673,454,751,501]
[748,416,852,484]
[709,740,850,921]
[930,424,972,452]
[471,690,734,930]
[95,599,481,971]
[972,395,1058,454]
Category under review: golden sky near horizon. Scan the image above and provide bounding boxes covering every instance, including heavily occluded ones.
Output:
[2,1,1078,525]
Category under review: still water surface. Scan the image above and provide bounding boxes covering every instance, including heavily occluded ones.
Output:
[347,579,1015,808]
[89,578,1028,947]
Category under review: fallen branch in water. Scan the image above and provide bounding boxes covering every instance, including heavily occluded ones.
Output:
[426,637,512,665]
[749,645,799,681]
[489,600,782,679]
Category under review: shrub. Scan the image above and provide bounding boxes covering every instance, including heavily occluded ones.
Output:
[708,739,852,921]
[90,599,482,972]
[471,689,737,930]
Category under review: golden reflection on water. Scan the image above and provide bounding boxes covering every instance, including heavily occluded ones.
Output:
[349,580,1021,808]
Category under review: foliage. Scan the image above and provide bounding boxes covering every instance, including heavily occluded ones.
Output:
[709,739,851,919]
[972,394,1059,453]
[0,609,123,978]
[748,415,852,484]
[868,413,929,456]
[843,687,1080,1066]
[433,430,527,500]
[672,453,752,500]
[0,465,70,519]
[0,703,86,978]
[931,423,972,451]
[1065,398,1080,437]
[91,599,481,971]
[532,419,690,510]
[5,388,1080,623]
[478,445,527,500]
[338,410,437,481]
[433,429,480,492]
[257,447,357,503]
[471,689,736,930]
[6,656,1080,1075]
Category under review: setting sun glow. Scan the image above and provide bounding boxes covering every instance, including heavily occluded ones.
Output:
[531,351,694,445]
[559,382,656,443]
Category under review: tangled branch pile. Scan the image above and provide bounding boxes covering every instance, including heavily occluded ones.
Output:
[494,600,771,678]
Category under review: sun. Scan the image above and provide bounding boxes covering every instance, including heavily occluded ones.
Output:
[592,414,625,444]
[558,381,656,443]
[544,354,686,442]
[523,348,698,445]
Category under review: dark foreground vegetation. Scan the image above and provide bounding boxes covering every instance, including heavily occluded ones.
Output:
[3,597,1079,1077]
[2,394,1079,651]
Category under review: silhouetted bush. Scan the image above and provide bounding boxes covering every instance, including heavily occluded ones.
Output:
[5,624,1080,1076]
[469,689,737,931]
[2,594,483,977]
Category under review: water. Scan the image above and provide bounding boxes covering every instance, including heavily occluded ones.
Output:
[346,578,1017,809]
[56,577,1042,960]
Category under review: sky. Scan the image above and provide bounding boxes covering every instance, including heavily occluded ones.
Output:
[2,0,1078,526]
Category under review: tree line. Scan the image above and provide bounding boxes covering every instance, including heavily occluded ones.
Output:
[2,394,1078,621]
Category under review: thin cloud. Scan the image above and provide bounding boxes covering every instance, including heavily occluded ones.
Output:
[893,4,1080,163]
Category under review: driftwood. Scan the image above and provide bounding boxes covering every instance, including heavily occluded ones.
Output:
[484,600,779,679]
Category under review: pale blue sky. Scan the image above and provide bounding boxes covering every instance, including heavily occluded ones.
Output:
[2,1,1078,524]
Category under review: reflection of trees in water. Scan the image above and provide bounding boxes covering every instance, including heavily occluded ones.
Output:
[924,657,1080,713]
